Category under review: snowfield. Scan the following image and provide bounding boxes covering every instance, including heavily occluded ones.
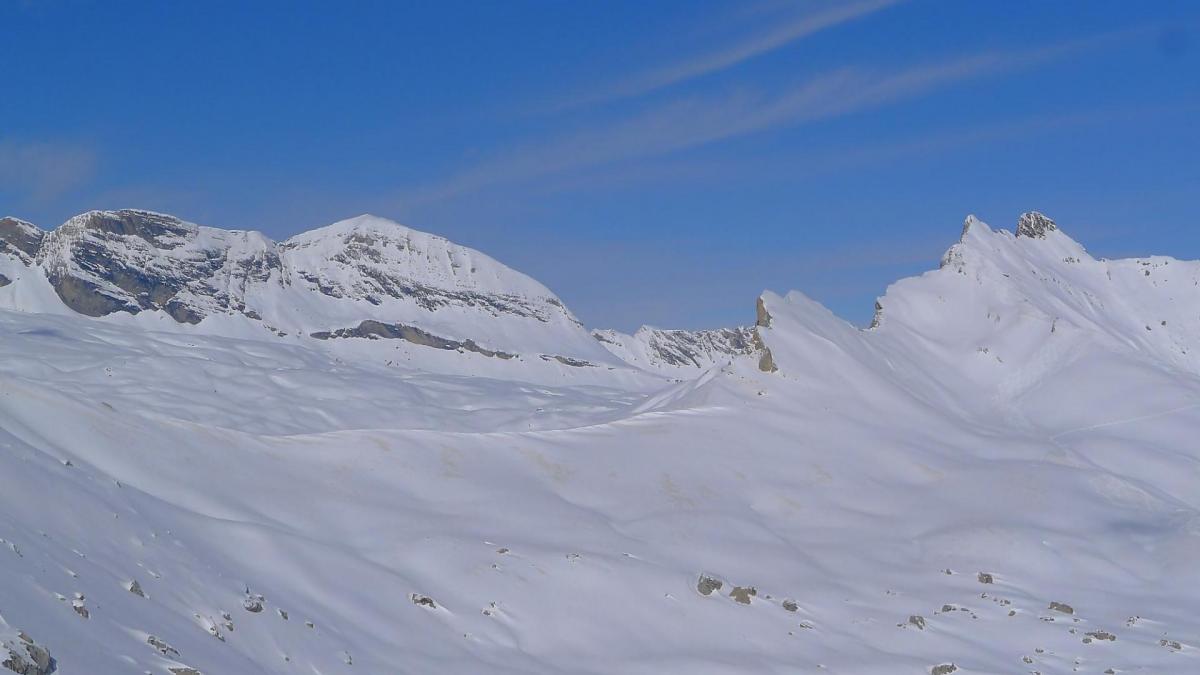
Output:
[0,212,1197,674]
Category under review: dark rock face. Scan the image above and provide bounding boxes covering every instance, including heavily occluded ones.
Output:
[0,274,10,287]
[311,320,517,359]
[0,217,44,261]
[1017,211,1057,239]
[2,632,55,675]
[753,328,777,373]
[48,273,128,316]
[756,297,772,328]
[71,210,192,247]
[38,210,281,324]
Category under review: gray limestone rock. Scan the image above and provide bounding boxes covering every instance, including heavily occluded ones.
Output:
[1017,211,1057,239]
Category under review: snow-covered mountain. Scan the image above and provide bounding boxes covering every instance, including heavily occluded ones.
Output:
[1,210,1198,674]
[0,210,667,383]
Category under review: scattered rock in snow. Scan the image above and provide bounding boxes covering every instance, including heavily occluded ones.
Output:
[1048,601,1074,615]
[242,591,265,613]
[977,572,994,584]
[696,575,723,596]
[196,614,224,642]
[782,599,799,612]
[908,615,926,630]
[126,580,145,598]
[410,593,437,609]
[729,586,757,605]
[276,609,288,621]
[146,635,179,658]
[168,668,202,675]
[1159,638,1182,651]
[931,664,957,675]
[70,595,88,620]
[1084,630,1116,643]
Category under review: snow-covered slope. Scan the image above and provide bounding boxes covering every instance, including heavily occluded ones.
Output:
[1,211,1198,674]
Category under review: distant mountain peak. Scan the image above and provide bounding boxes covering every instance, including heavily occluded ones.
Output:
[1016,211,1057,238]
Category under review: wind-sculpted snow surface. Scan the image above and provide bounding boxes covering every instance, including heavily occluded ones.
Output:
[0,212,1198,674]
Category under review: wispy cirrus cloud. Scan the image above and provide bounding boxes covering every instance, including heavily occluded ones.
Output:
[0,139,98,203]
[407,29,1134,206]
[555,0,902,111]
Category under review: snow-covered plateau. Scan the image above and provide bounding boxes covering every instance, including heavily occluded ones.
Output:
[0,209,1197,674]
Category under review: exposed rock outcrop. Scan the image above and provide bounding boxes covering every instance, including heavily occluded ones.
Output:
[1017,211,1057,239]
[696,575,724,596]
[311,320,516,359]
[0,217,44,262]
[592,325,755,374]
[1,210,619,373]
[1,631,54,675]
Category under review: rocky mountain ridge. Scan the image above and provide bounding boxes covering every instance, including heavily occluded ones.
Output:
[0,211,623,374]
[0,209,765,378]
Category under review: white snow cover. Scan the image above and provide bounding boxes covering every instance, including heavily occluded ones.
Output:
[0,213,1198,674]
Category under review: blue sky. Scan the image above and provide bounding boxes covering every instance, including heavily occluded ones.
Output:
[2,1,1198,330]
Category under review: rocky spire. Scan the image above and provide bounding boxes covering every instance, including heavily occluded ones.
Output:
[1017,211,1057,239]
